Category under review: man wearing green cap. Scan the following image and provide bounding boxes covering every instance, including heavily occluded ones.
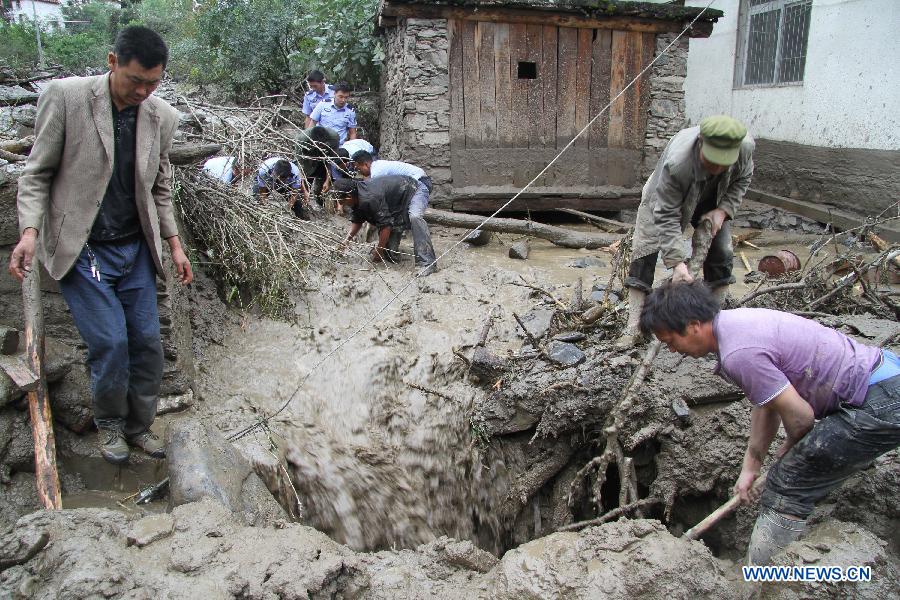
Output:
[618,115,754,347]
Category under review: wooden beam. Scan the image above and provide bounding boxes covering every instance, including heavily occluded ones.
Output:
[21,258,63,511]
[745,189,900,243]
[0,354,39,391]
[380,3,713,36]
[452,195,640,213]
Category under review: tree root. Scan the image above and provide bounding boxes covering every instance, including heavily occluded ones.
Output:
[557,497,661,532]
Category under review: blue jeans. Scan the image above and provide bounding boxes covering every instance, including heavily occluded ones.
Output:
[760,374,900,518]
[58,237,163,436]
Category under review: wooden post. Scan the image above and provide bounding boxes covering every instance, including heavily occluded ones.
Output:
[22,258,63,510]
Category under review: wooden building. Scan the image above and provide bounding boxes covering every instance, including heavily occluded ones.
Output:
[377,0,722,211]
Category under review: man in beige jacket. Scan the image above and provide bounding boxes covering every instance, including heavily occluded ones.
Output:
[8,26,192,464]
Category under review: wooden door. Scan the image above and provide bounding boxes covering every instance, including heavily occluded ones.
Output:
[449,18,654,205]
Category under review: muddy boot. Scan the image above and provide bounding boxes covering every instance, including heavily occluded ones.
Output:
[747,508,807,566]
[127,430,166,458]
[410,214,437,274]
[98,428,129,464]
[614,288,647,350]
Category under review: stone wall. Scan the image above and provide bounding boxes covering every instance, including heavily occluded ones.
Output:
[642,32,689,179]
[379,18,453,207]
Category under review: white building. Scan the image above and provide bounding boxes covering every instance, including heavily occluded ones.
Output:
[683,0,900,221]
[6,0,65,28]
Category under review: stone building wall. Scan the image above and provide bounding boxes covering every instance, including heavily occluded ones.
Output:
[642,33,689,179]
[379,18,453,207]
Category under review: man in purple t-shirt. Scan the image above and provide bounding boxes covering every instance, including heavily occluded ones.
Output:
[639,281,900,565]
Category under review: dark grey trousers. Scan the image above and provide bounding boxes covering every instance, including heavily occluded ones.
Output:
[761,374,900,518]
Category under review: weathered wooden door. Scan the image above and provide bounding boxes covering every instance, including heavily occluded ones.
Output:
[448,19,654,209]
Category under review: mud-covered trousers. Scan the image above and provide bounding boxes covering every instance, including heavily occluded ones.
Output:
[386,180,437,268]
[748,373,900,564]
[58,237,163,436]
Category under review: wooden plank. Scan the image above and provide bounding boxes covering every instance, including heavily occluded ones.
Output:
[607,30,627,148]
[541,26,558,148]
[379,4,713,36]
[22,258,63,510]
[589,29,612,150]
[555,27,578,148]
[477,22,498,147]
[494,23,514,148]
[461,20,482,148]
[573,28,593,148]
[0,354,39,391]
[525,24,543,149]
[745,189,900,243]
[448,19,466,149]
[508,23,529,148]
[622,31,643,149]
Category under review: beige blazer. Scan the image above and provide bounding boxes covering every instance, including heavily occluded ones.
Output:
[17,73,180,280]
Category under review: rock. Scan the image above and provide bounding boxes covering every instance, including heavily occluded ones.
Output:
[165,420,287,526]
[508,239,530,260]
[436,538,498,573]
[519,308,554,340]
[553,331,586,343]
[47,367,93,433]
[470,346,507,383]
[157,389,194,415]
[463,229,493,246]
[0,86,39,106]
[546,341,585,367]
[567,256,606,269]
[590,289,621,304]
[485,519,735,598]
[671,397,691,421]
[0,520,49,570]
[126,513,175,548]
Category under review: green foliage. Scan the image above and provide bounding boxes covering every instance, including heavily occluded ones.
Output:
[3,0,383,98]
[292,0,383,89]
[44,31,108,71]
[0,22,39,71]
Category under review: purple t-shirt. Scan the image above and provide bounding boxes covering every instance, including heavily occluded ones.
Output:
[714,308,880,418]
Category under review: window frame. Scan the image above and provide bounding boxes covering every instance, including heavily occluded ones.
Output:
[734,0,813,90]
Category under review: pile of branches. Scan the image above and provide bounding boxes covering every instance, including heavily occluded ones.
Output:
[172,95,375,317]
[736,227,900,321]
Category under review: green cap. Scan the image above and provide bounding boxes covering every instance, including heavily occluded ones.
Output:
[699,115,747,166]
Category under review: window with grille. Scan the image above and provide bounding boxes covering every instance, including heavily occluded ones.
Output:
[738,0,812,86]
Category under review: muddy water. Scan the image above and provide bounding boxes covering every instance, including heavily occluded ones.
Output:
[195,222,829,552]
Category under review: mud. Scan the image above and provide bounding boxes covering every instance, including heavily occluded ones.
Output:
[0,498,742,599]
[1,207,897,597]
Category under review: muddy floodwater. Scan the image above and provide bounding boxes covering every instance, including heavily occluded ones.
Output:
[194,221,830,552]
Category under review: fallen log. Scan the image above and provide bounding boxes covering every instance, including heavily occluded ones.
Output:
[555,207,632,233]
[169,143,223,165]
[424,208,620,249]
[22,258,63,510]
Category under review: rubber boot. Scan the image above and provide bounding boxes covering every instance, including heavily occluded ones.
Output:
[746,508,807,566]
[614,288,647,350]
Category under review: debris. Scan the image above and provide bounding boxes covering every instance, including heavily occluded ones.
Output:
[509,239,530,260]
[463,229,493,246]
[553,331,586,343]
[671,397,691,422]
[546,341,585,367]
[567,256,606,269]
[126,514,175,548]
